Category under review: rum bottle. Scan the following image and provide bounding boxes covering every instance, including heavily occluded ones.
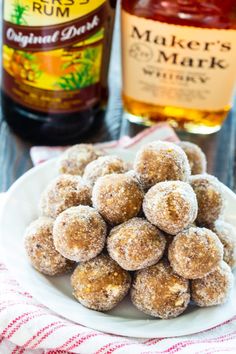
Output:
[2,0,116,144]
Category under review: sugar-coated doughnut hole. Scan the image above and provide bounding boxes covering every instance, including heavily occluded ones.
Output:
[190,174,224,226]
[131,260,190,319]
[191,261,234,307]
[53,206,107,262]
[59,144,104,176]
[83,155,128,187]
[71,254,131,311]
[168,227,223,279]
[143,181,198,235]
[177,141,207,175]
[107,217,166,271]
[24,217,74,276]
[212,220,236,269]
[92,173,143,225]
[24,139,235,317]
[134,141,191,189]
[39,174,92,219]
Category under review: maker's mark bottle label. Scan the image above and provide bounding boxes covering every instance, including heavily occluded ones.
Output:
[121,10,236,111]
[3,0,107,113]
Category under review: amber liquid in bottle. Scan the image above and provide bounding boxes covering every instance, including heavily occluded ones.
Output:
[121,0,236,134]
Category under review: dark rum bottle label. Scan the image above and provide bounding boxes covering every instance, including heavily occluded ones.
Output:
[3,0,107,114]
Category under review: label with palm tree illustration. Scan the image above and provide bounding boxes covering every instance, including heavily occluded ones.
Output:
[2,0,114,114]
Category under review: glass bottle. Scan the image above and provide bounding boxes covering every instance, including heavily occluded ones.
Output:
[121,0,236,134]
[2,0,116,144]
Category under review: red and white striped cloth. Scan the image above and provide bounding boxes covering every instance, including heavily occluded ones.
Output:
[0,123,236,354]
[29,123,179,166]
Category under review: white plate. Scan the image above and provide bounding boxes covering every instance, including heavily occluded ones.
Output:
[0,158,236,338]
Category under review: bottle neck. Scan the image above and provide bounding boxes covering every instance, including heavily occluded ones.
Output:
[122,0,235,28]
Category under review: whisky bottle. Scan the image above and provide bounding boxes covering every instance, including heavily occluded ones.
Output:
[2,0,116,144]
[121,0,236,134]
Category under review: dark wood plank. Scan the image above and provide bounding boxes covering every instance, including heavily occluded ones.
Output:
[0,120,33,191]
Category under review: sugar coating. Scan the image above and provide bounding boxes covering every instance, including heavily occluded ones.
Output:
[59,144,104,176]
[92,174,144,225]
[53,206,107,262]
[168,227,224,279]
[134,141,191,190]
[177,141,207,175]
[131,260,190,319]
[125,170,145,195]
[24,217,74,276]
[125,170,140,181]
[143,181,198,235]
[212,220,236,269]
[191,261,234,307]
[39,174,92,219]
[190,174,224,226]
[71,254,131,311]
[83,155,128,187]
[107,218,166,271]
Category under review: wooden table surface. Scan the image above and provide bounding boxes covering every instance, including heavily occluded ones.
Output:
[0,11,236,192]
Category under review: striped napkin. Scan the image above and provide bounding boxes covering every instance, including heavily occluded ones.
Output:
[0,123,236,354]
[29,123,179,166]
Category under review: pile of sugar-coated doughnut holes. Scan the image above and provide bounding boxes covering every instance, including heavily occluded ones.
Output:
[24,142,236,319]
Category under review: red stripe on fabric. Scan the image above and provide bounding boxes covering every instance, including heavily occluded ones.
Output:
[1,289,32,299]
[30,324,67,350]
[168,336,236,354]
[0,337,21,354]
[7,311,46,339]
[56,333,81,350]
[144,338,165,346]
[95,342,119,354]
[5,290,32,299]
[95,339,137,354]
[46,351,70,354]
[104,343,130,354]
[18,321,63,352]
[66,333,104,351]
[16,291,32,299]
[0,312,33,343]
[142,332,236,354]
[12,348,21,354]
[36,320,235,353]
[166,136,180,142]
[140,319,236,351]
[15,348,73,354]
[11,344,23,354]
